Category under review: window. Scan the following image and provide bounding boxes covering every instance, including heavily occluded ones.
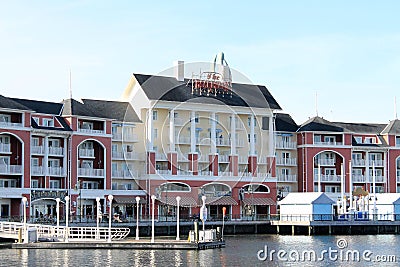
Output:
[112,144,118,153]
[364,137,376,144]
[0,136,10,144]
[247,116,256,127]
[247,134,257,143]
[48,139,60,147]
[48,159,60,168]
[324,136,336,143]
[314,135,321,143]
[43,118,54,127]
[81,141,93,149]
[153,128,158,138]
[354,136,362,143]
[281,168,290,175]
[112,126,117,134]
[81,160,93,168]
[31,180,39,188]
[325,168,336,176]
[31,158,39,167]
[49,180,60,189]
[396,137,400,147]
[82,121,93,129]
[352,153,363,160]
[325,186,341,193]
[369,153,382,161]
[32,137,39,147]
[282,152,290,159]
[0,156,10,165]
[152,110,158,120]
[0,114,10,123]
[32,117,39,125]
[195,113,199,123]
[352,169,363,176]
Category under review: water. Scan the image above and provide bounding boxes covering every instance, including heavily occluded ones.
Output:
[1,235,399,267]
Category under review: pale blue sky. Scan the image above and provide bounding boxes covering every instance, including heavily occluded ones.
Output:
[1,1,400,125]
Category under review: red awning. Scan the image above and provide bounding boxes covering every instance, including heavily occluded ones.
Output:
[205,196,238,206]
[242,198,275,206]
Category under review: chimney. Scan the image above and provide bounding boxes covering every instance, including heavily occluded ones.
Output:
[174,60,184,81]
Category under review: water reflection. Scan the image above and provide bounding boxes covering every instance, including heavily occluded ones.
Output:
[1,235,399,266]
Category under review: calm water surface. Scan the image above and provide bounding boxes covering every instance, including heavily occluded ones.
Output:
[1,235,399,267]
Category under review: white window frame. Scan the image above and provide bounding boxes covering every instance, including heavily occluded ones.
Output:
[152,110,158,121]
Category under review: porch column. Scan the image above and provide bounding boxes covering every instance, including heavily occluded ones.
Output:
[229,114,238,176]
[168,109,177,175]
[248,115,257,175]
[209,112,218,176]
[147,109,156,174]
[189,111,198,175]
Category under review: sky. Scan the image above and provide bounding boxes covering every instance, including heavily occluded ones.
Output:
[1,1,400,125]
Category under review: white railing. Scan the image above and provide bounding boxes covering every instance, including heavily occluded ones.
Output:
[314,141,343,146]
[78,168,104,177]
[219,155,229,163]
[48,167,65,176]
[177,136,191,144]
[275,141,297,149]
[177,170,193,176]
[31,145,44,154]
[239,156,248,164]
[352,175,366,183]
[258,156,267,164]
[0,122,23,128]
[199,170,212,176]
[31,166,44,175]
[216,137,230,146]
[277,174,297,182]
[366,176,385,183]
[79,149,94,158]
[48,147,64,156]
[314,175,341,182]
[112,133,138,142]
[155,153,167,161]
[352,159,365,166]
[78,128,105,135]
[368,160,384,167]
[242,172,272,179]
[112,151,141,160]
[276,158,297,166]
[218,171,234,177]
[112,169,138,179]
[315,159,335,166]
[156,169,171,175]
[0,164,22,174]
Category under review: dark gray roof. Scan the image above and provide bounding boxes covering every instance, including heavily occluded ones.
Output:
[11,98,63,115]
[133,74,282,110]
[30,116,72,132]
[381,120,400,135]
[334,122,386,134]
[274,113,298,132]
[61,98,99,118]
[0,95,32,111]
[297,116,348,132]
[82,99,141,123]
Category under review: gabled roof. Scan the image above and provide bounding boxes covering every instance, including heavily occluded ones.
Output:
[0,95,32,111]
[373,193,400,205]
[381,120,400,135]
[30,116,72,132]
[133,74,282,110]
[297,116,348,132]
[82,99,141,123]
[11,97,63,115]
[274,113,298,132]
[60,98,99,118]
[278,192,335,205]
[335,122,386,134]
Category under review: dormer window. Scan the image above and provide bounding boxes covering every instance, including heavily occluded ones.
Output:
[0,114,10,123]
[364,137,376,144]
[43,118,54,127]
[82,121,93,129]
[32,117,39,125]
[396,136,400,147]
[354,136,362,143]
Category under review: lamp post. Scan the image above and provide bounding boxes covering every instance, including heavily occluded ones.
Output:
[22,197,27,243]
[176,196,181,241]
[56,198,60,237]
[151,195,155,243]
[108,195,113,243]
[65,196,70,242]
[96,197,100,240]
[135,196,140,240]
[201,195,207,242]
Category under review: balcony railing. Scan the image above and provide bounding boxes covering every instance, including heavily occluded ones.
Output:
[218,171,234,177]
[352,159,365,166]
[314,175,341,182]
[277,174,297,182]
[0,121,23,128]
[156,169,171,175]
[366,176,385,183]
[31,166,44,175]
[78,128,105,135]
[258,156,267,164]
[78,149,94,158]
[0,143,11,153]
[215,137,230,146]
[352,175,385,183]
[48,147,63,156]
[31,145,44,155]
[176,136,191,144]
[242,172,272,179]
[275,141,297,149]
[314,141,343,146]
[219,155,229,163]
[315,159,335,166]
[369,160,384,167]
[352,175,366,183]
[48,167,65,176]
[112,133,139,142]
[112,169,138,179]
[112,151,141,160]
[276,158,297,166]
[155,153,167,161]
[78,168,104,177]
[0,165,22,174]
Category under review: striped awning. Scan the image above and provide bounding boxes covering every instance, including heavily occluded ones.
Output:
[242,198,275,206]
[205,196,238,206]
[157,196,197,207]
[113,196,146,204]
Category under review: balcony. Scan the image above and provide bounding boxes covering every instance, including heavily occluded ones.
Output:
[369,160,384,167]
[155,153,167,161]
[112,151,141,160]
[219,155,229,163]
[112,133,139,142]
[176,136,191,144]
[218,171,234,177]
[0,143,11,154]
[78,128,105,135]
[314,175,341,182]
[314,141,343,146]
[156,169,171,175]
[48,167,65,176]
[215,137,230,146]
[112,169,138,179]
[352,175,366,183]
[275,141,296,149]
[78,168,104,177]
[242,172,272,179]
[0,165,22,175]
[79,149,94,158]
[366,176,385,183]
[277,175,297,182]
[315,159,335,166]
[48,147,64,156]
[276,158,297,166]
[31,145,44,155]
[0,121,23,128]
[352,159,365,167]
[31,166,44,175]
[353,175,385,183]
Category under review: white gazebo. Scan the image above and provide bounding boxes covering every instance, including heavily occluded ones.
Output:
[278,192,334,221]
[368,193,400,221]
